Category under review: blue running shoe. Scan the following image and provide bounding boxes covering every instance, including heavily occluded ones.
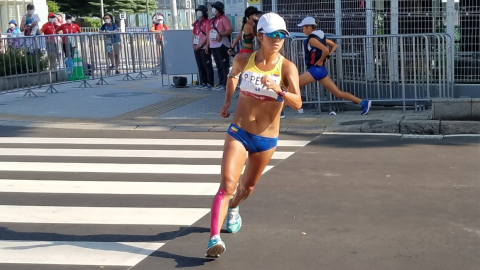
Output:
[361,100,372,115]
[205,235,226,258]
[226,206,242,233]
[280,110,285,119]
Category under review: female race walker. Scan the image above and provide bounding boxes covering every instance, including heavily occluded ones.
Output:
[228,6,262,55]
[298,17,372,115]
[206,12,302,258]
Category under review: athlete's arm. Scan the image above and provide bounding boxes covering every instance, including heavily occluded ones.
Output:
[261,59,302,111]
[326,39,337,56]
[279,60,302,111]
[309,38,330,66]
[230,31,242,50]
[220,54,249,118]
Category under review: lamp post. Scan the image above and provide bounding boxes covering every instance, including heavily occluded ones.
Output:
[101,0,104,19]
[146,0,150,17]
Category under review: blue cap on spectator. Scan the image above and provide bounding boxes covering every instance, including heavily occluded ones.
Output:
[9,20,17,25]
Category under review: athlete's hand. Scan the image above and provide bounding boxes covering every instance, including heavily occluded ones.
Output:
[220,102,231,118]
[216,33,222,42]
[205,47,209,54]
[314,59,324,67]
[261,75,281,94]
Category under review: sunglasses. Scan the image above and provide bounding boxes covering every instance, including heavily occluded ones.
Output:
[264,31,287,40]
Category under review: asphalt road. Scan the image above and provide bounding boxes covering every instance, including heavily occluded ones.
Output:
[0,126,478,270]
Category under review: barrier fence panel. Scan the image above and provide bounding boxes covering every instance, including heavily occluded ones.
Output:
[283,33,454,112]
[0,32,163,95]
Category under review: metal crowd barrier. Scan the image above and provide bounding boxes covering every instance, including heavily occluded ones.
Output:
[0,32,163,96]
[284,33,454,112]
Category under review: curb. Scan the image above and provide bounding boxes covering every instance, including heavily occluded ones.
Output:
[329,120,480,135]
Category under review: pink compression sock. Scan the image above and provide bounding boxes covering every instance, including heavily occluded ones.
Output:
[210,188,225,238]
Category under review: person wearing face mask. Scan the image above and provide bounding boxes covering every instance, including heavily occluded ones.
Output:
[150,14,169,67]
[6,20,20,48]
[55,14,81,60]
[229,6,262,56]
[20,4,41,36]
[206,1,233,92]
[41,13,61,69]
[192,5,214,90]
[100,14,121,74]
[6,20,20,35]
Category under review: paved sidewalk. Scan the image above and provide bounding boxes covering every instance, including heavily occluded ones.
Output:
[0,75,433,133]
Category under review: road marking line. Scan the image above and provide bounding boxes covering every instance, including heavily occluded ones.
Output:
[0,180,219,195]
[0,162,273,174]
[0,205,210,225]
[0,240,164,266]
[0,137,310,147]
[0,148,293,160]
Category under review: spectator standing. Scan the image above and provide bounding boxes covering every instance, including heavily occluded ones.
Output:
[206,1,233,91]
[41,13,60,69]
[150,15,169,67]
[193,5,214,90]
[20,4,41,36]
[100,14,121,74]
[55,14,81,60]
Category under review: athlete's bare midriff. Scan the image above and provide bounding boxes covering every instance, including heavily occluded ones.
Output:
[231,93,283,137]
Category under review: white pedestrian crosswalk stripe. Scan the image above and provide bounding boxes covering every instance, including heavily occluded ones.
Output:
[0,180,220,195]
[0,137,310,147]
[0,205,210,225]
[0,240,165,266]
[0,135,310,267]
[0,162,274,174]
[0,148,294,159]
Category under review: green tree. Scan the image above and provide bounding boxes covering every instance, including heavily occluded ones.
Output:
[83,17,102,28]
[54,0,158,17]
[55,0,96,16]
[134,0,158,15]
[47,1,61,13]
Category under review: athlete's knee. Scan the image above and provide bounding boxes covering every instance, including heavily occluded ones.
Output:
[221,175,238,196]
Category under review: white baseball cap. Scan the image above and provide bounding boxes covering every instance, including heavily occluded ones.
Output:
[257,12,290,36]
[298,16,316,27]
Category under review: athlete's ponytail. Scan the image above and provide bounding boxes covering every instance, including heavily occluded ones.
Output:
[241,16,247,31]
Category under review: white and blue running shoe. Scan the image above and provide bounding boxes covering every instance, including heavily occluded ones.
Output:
[205,235,226,258]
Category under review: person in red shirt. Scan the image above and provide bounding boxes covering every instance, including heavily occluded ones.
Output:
[150,14,169,67]
[41,13,59,69]
[55,14,81,59]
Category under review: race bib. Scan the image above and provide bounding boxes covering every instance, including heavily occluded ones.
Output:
[209,30,217,40]
[240,70,281,99]
[193,35,200,45]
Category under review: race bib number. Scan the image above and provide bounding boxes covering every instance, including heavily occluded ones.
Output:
[193,35,200,45]
[240,70,281,95]
[209,30,217,40]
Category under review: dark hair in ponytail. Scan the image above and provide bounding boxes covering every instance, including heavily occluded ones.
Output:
[241,16,247,31]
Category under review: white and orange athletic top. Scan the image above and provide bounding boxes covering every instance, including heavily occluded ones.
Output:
[239,52,284,102]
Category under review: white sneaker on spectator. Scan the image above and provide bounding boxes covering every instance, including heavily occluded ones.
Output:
[214,85,226,91]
